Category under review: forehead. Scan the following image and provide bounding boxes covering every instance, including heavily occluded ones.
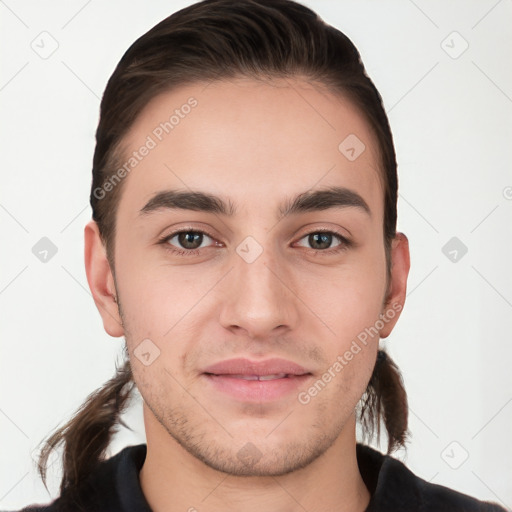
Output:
[115,77,384,223]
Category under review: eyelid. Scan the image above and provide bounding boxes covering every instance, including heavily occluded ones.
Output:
[298,226,349,238]
[295,224,351,241]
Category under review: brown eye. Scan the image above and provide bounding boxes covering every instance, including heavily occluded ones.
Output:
[176,231,205,250]
[160,229,216,255]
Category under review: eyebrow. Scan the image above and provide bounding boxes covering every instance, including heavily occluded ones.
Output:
[138,185,371,219]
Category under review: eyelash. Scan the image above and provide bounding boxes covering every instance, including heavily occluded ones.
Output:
[157,227,352,257]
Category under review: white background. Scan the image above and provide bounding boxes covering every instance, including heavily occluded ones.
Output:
[1,0,511,509]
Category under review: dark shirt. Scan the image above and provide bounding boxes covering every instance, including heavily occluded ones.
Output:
[11,443,507,512]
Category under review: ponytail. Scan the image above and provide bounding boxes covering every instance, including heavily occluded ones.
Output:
[36,346,135,496]
[359,349,409,453]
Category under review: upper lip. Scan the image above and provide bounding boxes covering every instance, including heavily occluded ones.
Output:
[202,357,310,376]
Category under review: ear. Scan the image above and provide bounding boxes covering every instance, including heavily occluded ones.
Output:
[379,232,410,338]
[84,220,124,337]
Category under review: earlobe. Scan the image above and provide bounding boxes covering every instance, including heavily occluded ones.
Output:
[84,220,124,337]
[380,232,410,339]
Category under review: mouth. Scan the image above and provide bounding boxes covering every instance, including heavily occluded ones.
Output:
[201,360,313,402]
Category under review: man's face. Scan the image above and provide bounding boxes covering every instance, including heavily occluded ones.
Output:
[92,78,404,476]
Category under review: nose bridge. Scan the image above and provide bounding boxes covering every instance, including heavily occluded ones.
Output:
[219,234,298,337]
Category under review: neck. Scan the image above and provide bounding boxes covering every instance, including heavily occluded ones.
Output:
[139,404,370,512]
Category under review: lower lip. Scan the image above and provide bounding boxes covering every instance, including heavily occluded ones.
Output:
[203,374,312,402]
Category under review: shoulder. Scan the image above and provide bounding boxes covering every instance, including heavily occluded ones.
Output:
[357,444,507,512]
[7,444,149,512]
[2,503,57,512]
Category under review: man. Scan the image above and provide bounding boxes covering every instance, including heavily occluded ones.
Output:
[14,0,507,510]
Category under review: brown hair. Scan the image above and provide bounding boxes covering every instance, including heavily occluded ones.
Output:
[37,0,408,498]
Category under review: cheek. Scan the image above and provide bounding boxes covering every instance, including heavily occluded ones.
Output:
[116,246,204,326]
[314,259,387,338]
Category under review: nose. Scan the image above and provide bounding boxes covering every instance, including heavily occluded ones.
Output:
[218,244,300,340]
